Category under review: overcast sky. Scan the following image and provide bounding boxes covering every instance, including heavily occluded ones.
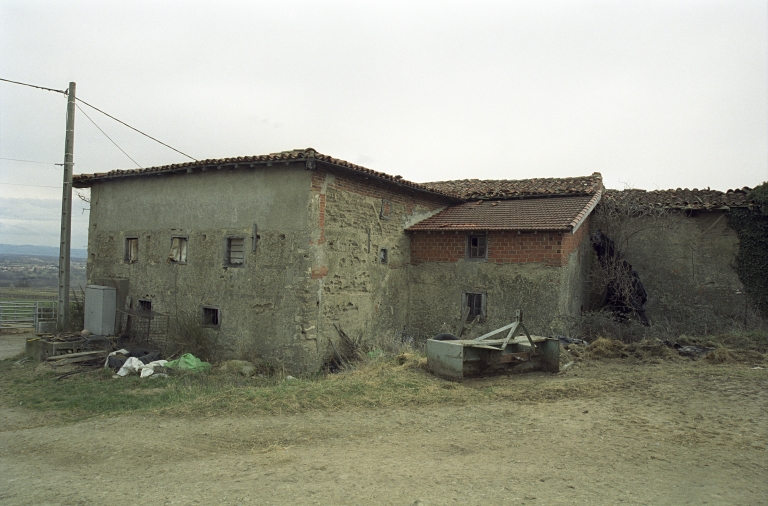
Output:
[1,0,767,248]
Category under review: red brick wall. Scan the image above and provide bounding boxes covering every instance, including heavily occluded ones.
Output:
[410,218,590,267]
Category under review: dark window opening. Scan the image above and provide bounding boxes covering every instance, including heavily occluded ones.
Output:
[226,237,245,265]
[467,235,487,259]
[464,292,486,322]
[379,248,389,264]
[138,299,152,311]
[125,237,139,263]
[202,306,220,327]
[169,236,188,263]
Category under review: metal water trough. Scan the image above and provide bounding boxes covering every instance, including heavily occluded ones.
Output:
[427,310,559,380]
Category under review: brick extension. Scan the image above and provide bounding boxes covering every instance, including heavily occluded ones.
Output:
[410,218,589,267]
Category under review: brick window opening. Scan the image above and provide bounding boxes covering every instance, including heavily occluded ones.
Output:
[125,237,139,263]
[467,235,487,259]
[380,199,392,220]
[169,236,188,263]
[226,237,245,265]
[379,248,389,264]
[138,299,152,311]
[201,306,220,327]
[464,292,486,322]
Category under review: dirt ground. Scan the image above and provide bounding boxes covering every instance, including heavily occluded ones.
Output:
[0,335,766,505]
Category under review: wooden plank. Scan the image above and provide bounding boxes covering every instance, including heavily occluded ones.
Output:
[456,306,471,337]
[49,355,107,366]
[46,350,107,361]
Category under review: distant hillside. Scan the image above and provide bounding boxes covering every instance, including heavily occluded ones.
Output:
[0,244,87,259]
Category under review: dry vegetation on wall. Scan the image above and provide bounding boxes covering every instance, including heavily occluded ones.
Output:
[588,194,668,326]
[728,182,768,319]
[166,310,222,363]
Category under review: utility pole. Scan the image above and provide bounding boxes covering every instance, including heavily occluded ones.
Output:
[57,82,76,331]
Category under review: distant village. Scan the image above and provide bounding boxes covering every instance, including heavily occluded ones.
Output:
[0,255,86,289]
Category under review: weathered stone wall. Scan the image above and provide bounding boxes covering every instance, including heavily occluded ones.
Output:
[407,222,592,338]
[86,164,318,368]
[304,166,449,362]
[592,210,749,332]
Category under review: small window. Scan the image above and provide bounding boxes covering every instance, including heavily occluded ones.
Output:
[467,235,487,260]
[463,292,486,322]
[138,299,152,311]
[379,248,389,264]
[169,236,188,263]
[380,199,392,220]
[201,306,220,327]
[125,237,139,263]
[226,237,245,265]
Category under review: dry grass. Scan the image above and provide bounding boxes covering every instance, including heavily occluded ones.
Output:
[2,329,764,422]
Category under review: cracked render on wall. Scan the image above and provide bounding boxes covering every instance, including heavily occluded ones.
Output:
[596,210,748,333]
[302,167,448,367]
[86,163,318,369]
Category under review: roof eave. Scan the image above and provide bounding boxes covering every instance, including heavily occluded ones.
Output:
[569,191,602,234]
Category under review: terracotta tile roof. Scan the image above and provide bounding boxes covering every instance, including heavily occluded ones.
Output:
[407,193,601,232]
[72,148,455,197]
[421,172,603,200]
[602,187,755,210]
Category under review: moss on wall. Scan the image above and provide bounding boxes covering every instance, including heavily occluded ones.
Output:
[728,182,768,318]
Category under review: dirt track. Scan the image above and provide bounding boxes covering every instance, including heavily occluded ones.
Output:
[1,358,766,505]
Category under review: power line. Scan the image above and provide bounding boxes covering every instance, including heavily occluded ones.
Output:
[0,77,66,94]
[0,157,58,166]
[2,77,199,162]
[0,182,61,188]
[75,103,141,168]
[76,98,198,162]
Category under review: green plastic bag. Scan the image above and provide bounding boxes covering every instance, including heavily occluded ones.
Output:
[164,353,211,373]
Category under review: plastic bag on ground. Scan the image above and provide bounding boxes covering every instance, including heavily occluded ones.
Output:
[164,353,211,373]
[116,358,168,378]
[116,356,144,377]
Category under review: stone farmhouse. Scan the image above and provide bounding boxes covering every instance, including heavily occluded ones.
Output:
[73,148,600,370]
[72,148,756,370]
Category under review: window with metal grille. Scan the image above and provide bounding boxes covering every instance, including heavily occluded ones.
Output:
[467,235,487,259]
[201,306,220,327]
[138,299,152,311]
[125,237,139,263]
[463,292,486,322]
[169,236,188,263]
[226,237,245,265]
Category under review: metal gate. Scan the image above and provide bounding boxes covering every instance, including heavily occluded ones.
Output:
[0,301,58,330]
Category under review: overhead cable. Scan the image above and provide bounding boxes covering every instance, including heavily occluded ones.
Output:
[1,77,198,163]
[75,103,142,168]
[76,98,198,162]
[0,182,61,188]
[0,157,58,165]
[0,77,66,94]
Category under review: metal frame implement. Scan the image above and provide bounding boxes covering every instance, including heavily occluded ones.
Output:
[426,310,560,380]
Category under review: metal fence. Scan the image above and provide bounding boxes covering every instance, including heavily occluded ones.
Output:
[0,301,58,330]
[116,308,170,350]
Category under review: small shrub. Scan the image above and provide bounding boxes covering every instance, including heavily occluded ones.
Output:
[68,287,85,332]
[167,310,222,363]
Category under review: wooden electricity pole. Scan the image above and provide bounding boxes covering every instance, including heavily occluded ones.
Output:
[57,82,76,331]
